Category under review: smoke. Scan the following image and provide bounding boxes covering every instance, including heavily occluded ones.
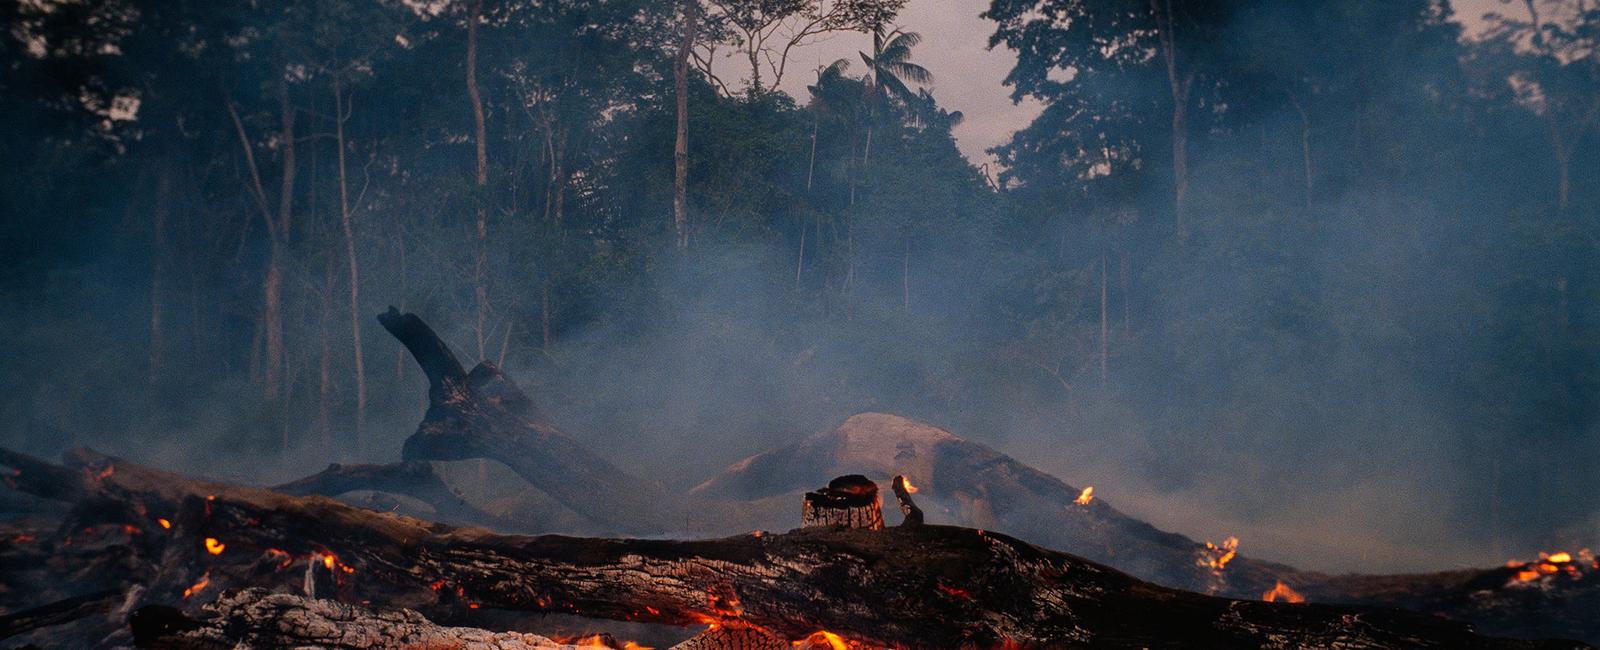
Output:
[2,0,1595,579]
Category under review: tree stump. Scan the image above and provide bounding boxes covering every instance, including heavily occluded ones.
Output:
[801,475,882,530]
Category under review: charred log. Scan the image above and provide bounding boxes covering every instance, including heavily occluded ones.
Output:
[891,475,922,527]
[1,449,1581,650]
[377,307,681,535]
[800,475,882,530]
[272,460,509,529]
[0,588,121,640]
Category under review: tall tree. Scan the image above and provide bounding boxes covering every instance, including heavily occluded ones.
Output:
[467,0,490,357]
[674,0,700,251]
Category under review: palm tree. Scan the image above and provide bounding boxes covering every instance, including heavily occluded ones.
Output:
[857,26,931,167]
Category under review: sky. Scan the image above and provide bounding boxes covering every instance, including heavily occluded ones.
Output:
[761,0,1509,169]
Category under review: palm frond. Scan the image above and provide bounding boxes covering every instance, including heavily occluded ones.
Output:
[884,60,932,86]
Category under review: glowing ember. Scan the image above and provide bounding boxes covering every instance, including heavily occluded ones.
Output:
[1506,549,1593,585]
[182,571,211,599]
[1075,486,1094,505]
[204,537,225,555]
[1262,581,1305,603]
[1200,536,1239,571]
[794,631,848,650]
[157,518,172,529]
[901,476,919,493]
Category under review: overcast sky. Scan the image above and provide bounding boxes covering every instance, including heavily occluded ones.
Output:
[759,0,1508,168]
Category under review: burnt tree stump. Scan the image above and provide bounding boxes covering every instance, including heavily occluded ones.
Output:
[801,475,883,530]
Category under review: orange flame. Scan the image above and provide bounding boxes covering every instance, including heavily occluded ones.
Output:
[1546,552,1572,564]
[1201,536,1239,571]
[793,631,848,650]
[204,537,225,555]
[157,518,172,529]
[182,571,211,599]
[1075,486,1094,505]
[900,476,919,493]
[1262,581,1305,603]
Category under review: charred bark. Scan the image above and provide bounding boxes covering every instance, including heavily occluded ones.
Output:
[376,307,682,535]
[271,460,505,530]
[0,449,1579,650]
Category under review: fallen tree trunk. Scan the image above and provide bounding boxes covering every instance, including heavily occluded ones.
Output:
[0,448,1581,649]
[272,461,510,530]
[376,307,682,535]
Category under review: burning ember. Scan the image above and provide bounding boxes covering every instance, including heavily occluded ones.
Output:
[794,631,848,649]
[1199,536,1239,571]
[1262,581,1305,603]
[901,477,919,493]
[157,518,172,529]
[1075,486,1094,505]
[204,537,226,555]
[182,571,211,599]
[1506,548,1594,585]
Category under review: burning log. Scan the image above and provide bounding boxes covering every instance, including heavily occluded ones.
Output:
[667,627,787,650]
[891,475,922,527]
[376,307,682,535]
[800,475,882,530]
[0,448,1581,649]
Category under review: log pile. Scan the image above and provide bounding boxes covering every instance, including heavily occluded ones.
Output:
[0,448,1583,649]
[0,308,1594,648]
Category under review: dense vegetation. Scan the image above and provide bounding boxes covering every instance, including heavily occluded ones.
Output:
[2,0,1596,568]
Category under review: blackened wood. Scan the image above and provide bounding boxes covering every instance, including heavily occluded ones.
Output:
[890,475,922,527]
[801,475,882,530]
[272,461,506,528]
[4,449,1580,650]
[378,309,680,535]
[0,589,121,640]
[376,306,466,405]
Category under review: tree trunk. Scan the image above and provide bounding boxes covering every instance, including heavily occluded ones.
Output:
[1551,127,1571,212]
[264,83,297,401]
[149,167,170,386]
[317,256,334,450]
[1152,0,1193,232]
[673,0,699,251]
[377,307,682,534]
[1290,91,1314,209]
[1099,254,1108,384]
[334,82,367,452]
[901,237,910,311]
[467,0,490,358]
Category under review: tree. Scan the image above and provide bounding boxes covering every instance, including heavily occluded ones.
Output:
[700,0,908,94]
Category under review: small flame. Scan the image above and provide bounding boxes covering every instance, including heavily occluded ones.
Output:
[204,537,225,555]
[321,554,336,570]
[1075,486,1094,505]
[182,571,211,599]
[157,518,172,529]
[1201,536,1239,571]
[1262,581,1305,603]
[793,631,848,650]
[900,476,918,493]
[1506,549,1592,585]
